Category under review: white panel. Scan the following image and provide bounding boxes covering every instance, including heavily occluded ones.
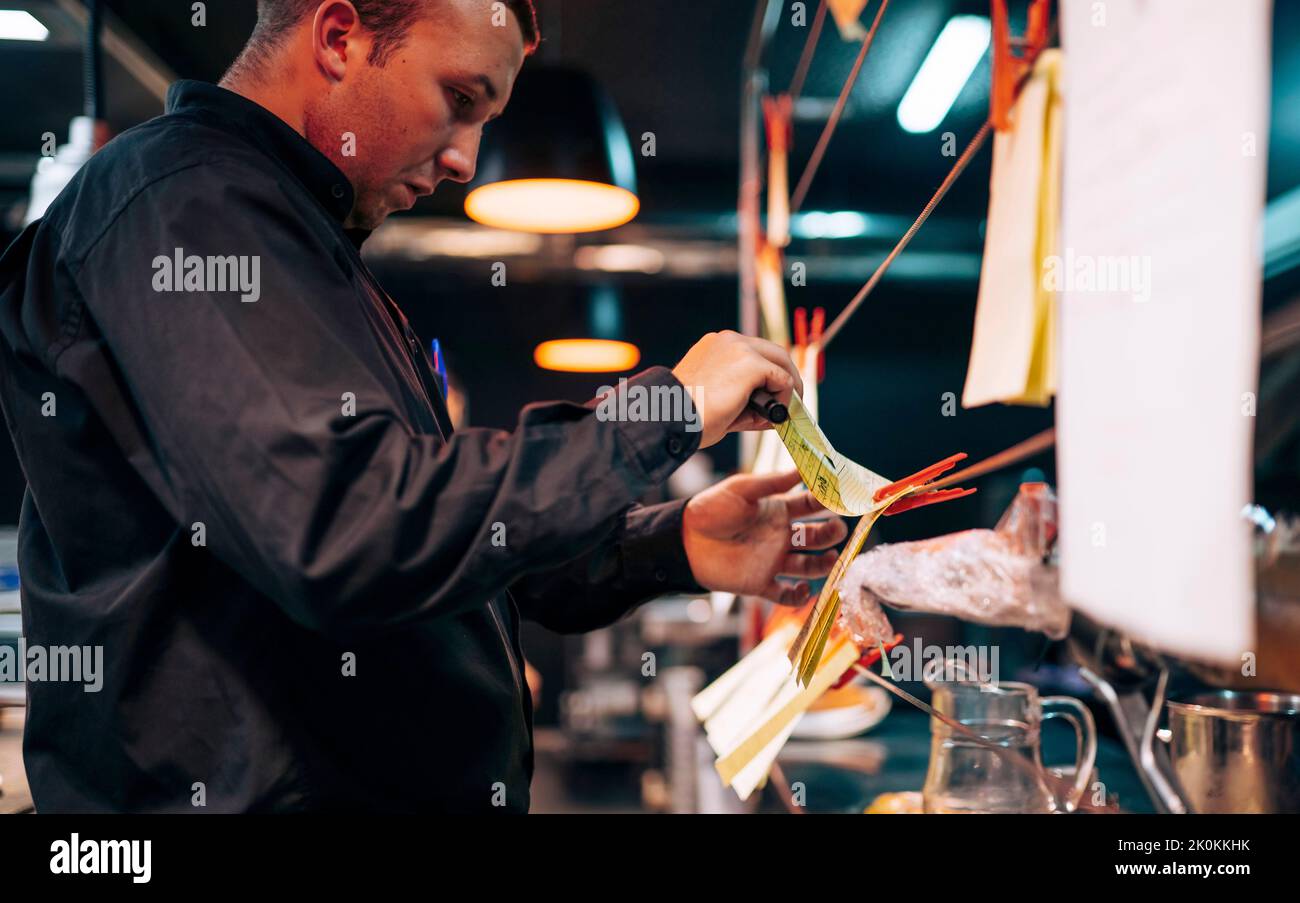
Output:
[1056,0,1270,663]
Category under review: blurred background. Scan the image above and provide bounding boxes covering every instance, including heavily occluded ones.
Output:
[0,0,1298,813]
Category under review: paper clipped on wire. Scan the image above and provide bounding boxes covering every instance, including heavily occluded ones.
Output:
[695,391,970,794]
[756,244,791,348]
[764,95,792,248]
[962,49,1063,409]
[826,0,872,41]
[761,390,970,683]
[755,95,794,348]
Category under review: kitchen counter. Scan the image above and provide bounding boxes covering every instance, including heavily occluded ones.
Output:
[776,707,1157,813]
[0,704,1155,815]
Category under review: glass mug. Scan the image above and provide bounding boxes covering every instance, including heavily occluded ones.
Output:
[922,678,1097,813]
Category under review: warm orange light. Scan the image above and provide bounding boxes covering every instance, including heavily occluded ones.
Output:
[465,179,640,233]
[534,339,641,373]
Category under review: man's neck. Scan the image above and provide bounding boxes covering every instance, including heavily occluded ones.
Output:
[217,64,364,232]
[218,72,309,139]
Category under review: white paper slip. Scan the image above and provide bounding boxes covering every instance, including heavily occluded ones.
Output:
[690,623,797,724]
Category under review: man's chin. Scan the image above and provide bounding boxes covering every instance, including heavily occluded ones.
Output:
[345,204,392,232]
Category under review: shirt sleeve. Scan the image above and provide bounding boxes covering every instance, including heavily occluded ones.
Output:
[509,497,707,633]
[56,156,702,638]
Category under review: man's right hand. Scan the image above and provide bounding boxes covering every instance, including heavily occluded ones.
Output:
[672,331,804,448]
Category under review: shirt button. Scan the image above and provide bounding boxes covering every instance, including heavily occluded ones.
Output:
[331,184,346,199]
[654,568,668,582]
[667,436,683,457]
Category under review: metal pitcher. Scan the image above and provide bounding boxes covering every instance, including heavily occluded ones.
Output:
[1163,691,1300,814]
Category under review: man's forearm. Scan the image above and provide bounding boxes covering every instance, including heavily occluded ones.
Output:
[511,498,705,633]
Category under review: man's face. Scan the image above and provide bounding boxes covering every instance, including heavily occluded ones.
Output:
[305,0,525,230]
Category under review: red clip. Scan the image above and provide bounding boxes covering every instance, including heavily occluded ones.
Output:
[884,486,977,516]
[832,633,904,689]
[873,452,976,516]
[991,0,1052,131]
[762,94,793,154]
[794,307,808,349]
[874,452,966,502]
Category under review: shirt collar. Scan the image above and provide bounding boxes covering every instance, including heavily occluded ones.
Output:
[165,80,364,241]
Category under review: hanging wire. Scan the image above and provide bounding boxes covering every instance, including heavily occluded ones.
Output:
[787,0,828,101]
[767,9,1060,481]
[928,427,1058,490]
[820,120,992,348]
[819,18,1060,349]
[789,0,891,213]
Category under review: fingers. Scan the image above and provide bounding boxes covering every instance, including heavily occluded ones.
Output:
[764,549,840,604]
[725,410,774,433]
[672,330,804,447]
[763,546,841,606]
[727,468,803,500]
[740,335,804,399]
[762,363,800,403]
[779,549,838,579]
[783,487,830,520]
[763,579,812,607]
[736,359,796,409]
[791,517,848,550]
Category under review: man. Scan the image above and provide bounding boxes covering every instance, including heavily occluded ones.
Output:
[0,0,845,812]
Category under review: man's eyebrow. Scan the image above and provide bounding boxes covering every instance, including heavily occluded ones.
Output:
[474,74,499,102]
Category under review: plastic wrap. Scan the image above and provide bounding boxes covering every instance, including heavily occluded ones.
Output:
[838,483,1069,645]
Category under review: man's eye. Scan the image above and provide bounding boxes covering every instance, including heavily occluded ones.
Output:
[451,89,473,111]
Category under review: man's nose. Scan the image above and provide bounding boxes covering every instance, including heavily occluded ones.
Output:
[438,129,480,185]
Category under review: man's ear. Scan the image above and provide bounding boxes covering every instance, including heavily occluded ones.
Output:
[311,0,365,82]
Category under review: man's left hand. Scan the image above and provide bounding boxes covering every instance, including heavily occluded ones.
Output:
[682,469,848,605]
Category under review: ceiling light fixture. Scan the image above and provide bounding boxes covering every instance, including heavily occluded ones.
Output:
[0,9,48,41]
[897,16,991,134]
[466,68,640,234]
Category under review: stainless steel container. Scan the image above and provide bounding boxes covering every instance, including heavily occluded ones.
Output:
[1165,691,1300,813]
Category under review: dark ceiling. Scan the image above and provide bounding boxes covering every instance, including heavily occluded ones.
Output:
[3,0,1299,224]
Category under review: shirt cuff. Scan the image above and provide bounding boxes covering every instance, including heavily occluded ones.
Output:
[596,366,702,485]
[621,498,706,595]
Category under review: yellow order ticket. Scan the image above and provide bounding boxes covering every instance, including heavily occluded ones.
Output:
[768,392,971,684]
[772,392,896,516]
[787,488,912,685]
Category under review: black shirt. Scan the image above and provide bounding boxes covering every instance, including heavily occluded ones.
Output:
[0,80,703,812]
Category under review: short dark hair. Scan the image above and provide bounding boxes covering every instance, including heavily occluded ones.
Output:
[232,0,539,78]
